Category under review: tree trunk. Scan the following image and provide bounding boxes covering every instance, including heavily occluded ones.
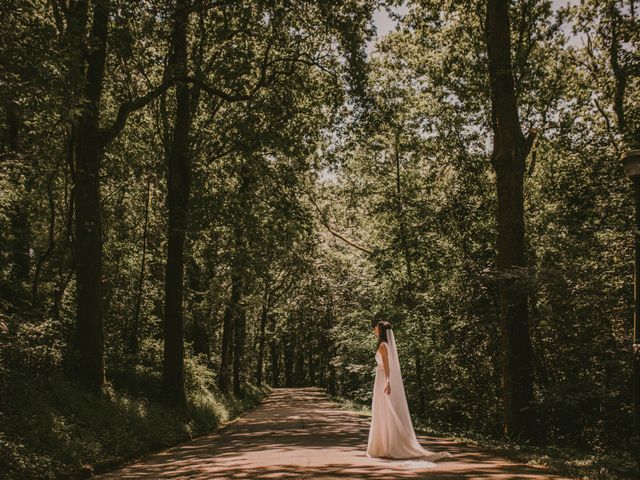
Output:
[189,260,210,358]
[308,341,315,385]
[294,336,304,387]
[192,318,210,357]
[326,309,337,395]
[327,343,337,396]
[607,4,628,141]
[219,266,242,393]
[256,300,268,387]
[269,312,280,387]
[394,130,413,298]
[162,0,191,406]
[284,333,294,388]
[72,0,109,391]
[52,130,75,321]
[32,174,56,306]
[233,304,246,396]
[1,99,19,153]
[220,161,253,393]
[129,175,151,353]
[485,0,535,438]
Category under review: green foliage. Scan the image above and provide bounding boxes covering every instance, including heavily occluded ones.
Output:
[1,0,639,477]
[309,0,639,464]
[0,0,378,476]
[0,363,269,480]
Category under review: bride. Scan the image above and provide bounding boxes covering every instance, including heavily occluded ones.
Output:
[366,319,453,464]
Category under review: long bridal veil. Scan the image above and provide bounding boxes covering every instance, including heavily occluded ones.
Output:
[386,329,414,436]
[367,328,452,466]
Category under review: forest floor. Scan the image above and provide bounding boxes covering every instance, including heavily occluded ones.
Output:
[96,387,570,479]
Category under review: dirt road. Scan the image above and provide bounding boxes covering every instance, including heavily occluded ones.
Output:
[96,387,570,479]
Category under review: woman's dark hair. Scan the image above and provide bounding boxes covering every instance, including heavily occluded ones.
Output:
[374,320,392,351]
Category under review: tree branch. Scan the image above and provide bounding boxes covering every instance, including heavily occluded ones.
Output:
[100,80,173,146]
[594,97,621,156]
[308,194,373,254]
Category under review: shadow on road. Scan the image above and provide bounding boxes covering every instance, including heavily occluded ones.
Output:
[97,387,568,480]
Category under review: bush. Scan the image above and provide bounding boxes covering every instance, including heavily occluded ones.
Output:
[0,361,269,480]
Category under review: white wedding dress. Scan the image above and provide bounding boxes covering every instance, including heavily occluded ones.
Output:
[366,330,452,466]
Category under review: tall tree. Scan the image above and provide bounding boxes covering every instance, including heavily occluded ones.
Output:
[68,0,109,390]
[162,0,191,405]
[65,0,170,390]
[485,0,536,438]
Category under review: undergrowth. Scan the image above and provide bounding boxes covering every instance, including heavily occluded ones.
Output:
[329,392,640,480]
[0,357,269,480]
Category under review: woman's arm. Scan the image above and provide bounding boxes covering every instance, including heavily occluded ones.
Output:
[379,343,391,394]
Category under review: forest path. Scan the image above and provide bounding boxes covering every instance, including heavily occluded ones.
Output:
[96,387,569,479]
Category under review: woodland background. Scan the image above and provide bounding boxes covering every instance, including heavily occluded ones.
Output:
[0,0,639,479]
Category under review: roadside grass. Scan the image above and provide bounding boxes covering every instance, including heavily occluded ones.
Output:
[328,393,639,480]
[0,368,270,480]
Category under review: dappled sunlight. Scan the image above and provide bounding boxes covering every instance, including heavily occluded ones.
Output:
[97,388,569,479]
